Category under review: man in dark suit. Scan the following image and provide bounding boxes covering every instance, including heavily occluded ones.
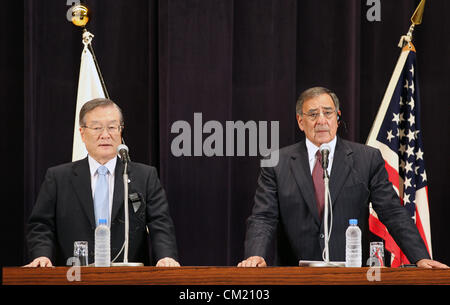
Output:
[26,98,179,267]
[238,87,447,268]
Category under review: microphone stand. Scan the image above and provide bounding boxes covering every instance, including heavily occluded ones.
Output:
[323,168,330,264]
[111,161,143,267]
[319,156,345,267]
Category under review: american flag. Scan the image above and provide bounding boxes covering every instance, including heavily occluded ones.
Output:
[366,42,432,267]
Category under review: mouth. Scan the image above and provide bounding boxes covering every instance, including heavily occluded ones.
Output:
[98,144,113,148]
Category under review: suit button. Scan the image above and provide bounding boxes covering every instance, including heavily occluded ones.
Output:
[320,234,325,239]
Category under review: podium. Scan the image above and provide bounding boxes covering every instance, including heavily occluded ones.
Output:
[3,266,450,285]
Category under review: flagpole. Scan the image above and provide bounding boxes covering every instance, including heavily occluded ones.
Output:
[84,30,110,99]
[70,4,110,99]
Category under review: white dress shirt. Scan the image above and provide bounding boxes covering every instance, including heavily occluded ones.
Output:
[305,136,337,175]
[88,155,116,222]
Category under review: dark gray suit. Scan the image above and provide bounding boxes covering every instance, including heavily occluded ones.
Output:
[27,157,178,266]
[244,137,430,265]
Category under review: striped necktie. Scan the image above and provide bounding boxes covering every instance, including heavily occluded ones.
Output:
[312,150,325,220]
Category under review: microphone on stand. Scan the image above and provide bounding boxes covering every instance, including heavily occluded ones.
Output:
[319,144,331,263]
[319,144,330,178]
[111,144,143,267]
[117,144,130,163]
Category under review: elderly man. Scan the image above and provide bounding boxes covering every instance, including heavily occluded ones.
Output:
[26,98,179,267]
[239,86,447,268]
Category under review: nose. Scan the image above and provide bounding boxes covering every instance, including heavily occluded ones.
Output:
[99,127,111,138]
[316,111,328,125]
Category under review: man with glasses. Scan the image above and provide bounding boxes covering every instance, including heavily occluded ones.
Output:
[238,87,447,268]
[26,98,179,267]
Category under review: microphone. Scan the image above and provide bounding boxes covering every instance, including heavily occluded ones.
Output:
[117,144,130,163]
[319,144,330,172]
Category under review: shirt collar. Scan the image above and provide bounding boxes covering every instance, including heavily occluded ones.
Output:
[88,155,117,176]
[305,136,337,162]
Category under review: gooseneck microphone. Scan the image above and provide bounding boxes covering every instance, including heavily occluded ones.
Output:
[117,144,130,163]
[319,144,330,177]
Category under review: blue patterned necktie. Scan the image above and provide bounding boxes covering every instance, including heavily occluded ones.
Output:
[94,165,109,226]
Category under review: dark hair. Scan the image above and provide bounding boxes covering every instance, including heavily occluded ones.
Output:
[79,98,124,126]
[296,87,340,115]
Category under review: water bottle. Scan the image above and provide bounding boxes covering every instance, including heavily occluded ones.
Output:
[95,219,111,267]
[345,219,362,267]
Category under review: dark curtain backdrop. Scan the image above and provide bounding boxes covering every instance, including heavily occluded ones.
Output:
[2,0,449,266]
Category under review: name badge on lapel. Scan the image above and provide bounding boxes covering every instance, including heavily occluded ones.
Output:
[128,192,142,213]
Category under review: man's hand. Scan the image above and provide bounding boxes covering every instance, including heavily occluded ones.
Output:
[156,257,180,267]
[416,259,449,269]
[237,256,267,267]
[24,256,53,268]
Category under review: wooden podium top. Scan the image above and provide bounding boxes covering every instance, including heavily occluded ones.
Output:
[2,266,450,285]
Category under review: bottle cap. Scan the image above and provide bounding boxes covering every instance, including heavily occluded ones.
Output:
[98,219,107,225]
[349,219,358,225]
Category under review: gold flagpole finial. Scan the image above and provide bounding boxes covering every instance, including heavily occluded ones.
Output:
[71,4,90,27]
[398,0,427,48]
[411,0,426,25]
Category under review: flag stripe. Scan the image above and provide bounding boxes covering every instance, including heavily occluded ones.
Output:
[384,160,400,192]
[415,187,432,256]
[371,140,399,175]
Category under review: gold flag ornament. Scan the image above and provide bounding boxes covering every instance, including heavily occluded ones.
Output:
[411,0,426,25]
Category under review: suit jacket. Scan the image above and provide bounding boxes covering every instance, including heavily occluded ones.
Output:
[27,157,178,266]
[244,137,430,265]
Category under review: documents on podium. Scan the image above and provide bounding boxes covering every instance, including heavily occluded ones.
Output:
[299,260,345,267]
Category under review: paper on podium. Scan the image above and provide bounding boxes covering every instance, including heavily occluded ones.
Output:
[299,260,346,267]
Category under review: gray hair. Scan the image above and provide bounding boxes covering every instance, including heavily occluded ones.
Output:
[296,87,340,115]
[79,98,124,126]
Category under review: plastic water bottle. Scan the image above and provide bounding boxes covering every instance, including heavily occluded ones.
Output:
[95,219,110,267]
[345,219,362,267]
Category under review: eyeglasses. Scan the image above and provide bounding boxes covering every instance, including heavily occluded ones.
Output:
[301,109,337,121]
[82,125,123,135]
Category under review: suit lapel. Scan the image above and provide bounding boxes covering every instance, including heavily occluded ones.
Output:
[111,158,124,223]
[71,158,96,229]
[289,141,321,225]
[329,138,353,205]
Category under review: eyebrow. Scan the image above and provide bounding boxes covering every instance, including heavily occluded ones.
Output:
[87,120,120,125]
[305,106,334,113]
